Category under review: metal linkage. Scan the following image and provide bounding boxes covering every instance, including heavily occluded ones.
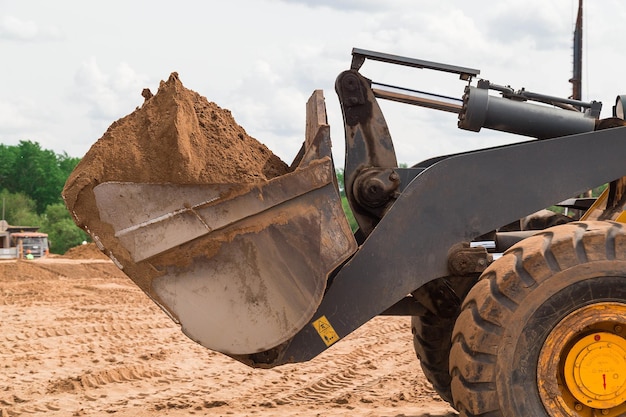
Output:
[351,48,480,80]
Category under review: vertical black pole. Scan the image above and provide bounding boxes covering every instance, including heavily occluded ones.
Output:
[570,0,583,104]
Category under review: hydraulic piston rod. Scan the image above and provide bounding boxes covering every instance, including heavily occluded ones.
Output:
[458,82,601,139]
[372,82,463,113]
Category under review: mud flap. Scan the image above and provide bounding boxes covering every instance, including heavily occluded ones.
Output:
[90,91,357,355]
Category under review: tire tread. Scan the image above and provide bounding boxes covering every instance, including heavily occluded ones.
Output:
[449,221,624,416]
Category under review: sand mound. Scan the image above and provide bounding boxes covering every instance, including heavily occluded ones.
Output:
[64,72,288,191]
[63,72,289,236]
[63,242,109,260]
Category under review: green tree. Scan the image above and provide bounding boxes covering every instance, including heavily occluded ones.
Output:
[0,141,80,214]
[12,141,62,213]
[0,145,18,189]
[335,168,346,197]
[341,194,358,231]
[336,168,357,231]
[0,142,86,254]
[0,189,40,225]
[41,203,89,254]
[57,152,81,178]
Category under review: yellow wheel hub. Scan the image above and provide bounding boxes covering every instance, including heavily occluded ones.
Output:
[563,332,626,409]
[538,302,626,417]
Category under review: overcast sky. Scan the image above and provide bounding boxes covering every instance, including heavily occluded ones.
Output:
[1,0,624,166]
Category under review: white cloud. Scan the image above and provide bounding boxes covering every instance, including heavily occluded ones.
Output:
[221,55,310,163]
[72,58,148,121]
[0,99,37,133]
[0,96,59,151]
[274,0,408,12]
[2,0,625,164]
[483,2,571,51]
[0,15,62,41]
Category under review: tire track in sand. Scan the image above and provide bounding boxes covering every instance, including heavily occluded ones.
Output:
[0,258,454,417]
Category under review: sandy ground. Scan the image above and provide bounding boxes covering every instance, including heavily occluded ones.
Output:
[0,256,457,417]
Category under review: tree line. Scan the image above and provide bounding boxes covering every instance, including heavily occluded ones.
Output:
[0,142,359,255]
[0,141,88,254]
[0,141,378,254]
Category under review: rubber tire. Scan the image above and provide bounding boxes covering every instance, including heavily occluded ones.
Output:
[449,221,626,416]
[411,275,478,405]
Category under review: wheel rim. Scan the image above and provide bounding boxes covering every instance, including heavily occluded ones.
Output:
[538,302,626,417]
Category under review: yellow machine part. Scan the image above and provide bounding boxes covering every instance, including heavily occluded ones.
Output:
[538,302,626,417]
[563,332,626,409]
[581,180,626,224]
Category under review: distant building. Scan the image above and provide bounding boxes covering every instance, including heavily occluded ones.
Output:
[0,220,49,259]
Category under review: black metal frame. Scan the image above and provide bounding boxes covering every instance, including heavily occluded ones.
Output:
[274,124,626,365]
[237,49,626,368]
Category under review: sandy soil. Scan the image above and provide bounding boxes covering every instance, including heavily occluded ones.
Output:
[0,255,456,417]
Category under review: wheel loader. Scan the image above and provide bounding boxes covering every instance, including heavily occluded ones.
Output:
[64,48,626,417]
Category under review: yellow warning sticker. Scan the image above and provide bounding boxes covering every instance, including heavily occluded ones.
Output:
[312,315,340,347]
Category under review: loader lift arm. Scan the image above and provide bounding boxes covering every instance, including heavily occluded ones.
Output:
[272,126,626,366]
[337,49,480,238]
[249,49,626,367]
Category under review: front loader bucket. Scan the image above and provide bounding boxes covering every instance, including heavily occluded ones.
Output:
[70,90,357,356]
